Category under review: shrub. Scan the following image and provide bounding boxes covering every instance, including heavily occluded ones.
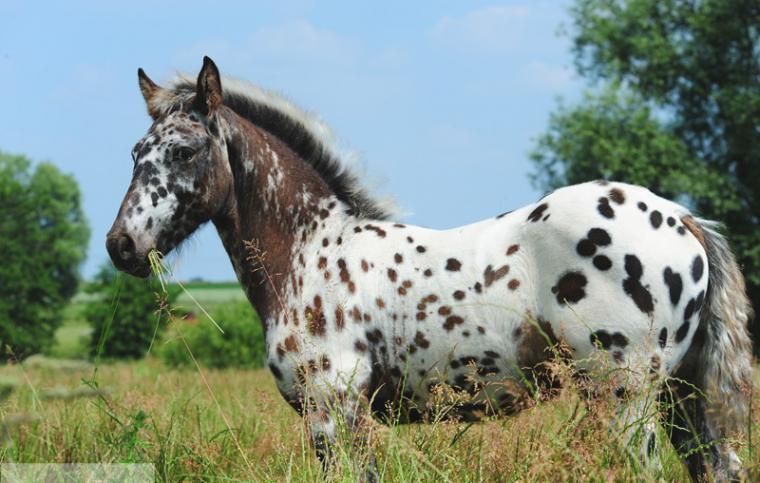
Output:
[85,263,178,359]
[0,152,90,358]
[159,301,265,369]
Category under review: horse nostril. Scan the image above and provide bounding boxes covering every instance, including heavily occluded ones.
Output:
[117,234,136,262]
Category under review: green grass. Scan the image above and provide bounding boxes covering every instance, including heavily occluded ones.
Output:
[0,357,756,481]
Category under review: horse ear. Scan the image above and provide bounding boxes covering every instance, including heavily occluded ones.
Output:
[137,68,167,120]
[195,56,223,115]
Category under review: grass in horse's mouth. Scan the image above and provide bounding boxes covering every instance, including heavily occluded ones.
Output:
[147,249,168,292]
[147,248,224,334]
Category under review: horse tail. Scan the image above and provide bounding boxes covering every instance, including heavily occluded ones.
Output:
[688,217,754,437]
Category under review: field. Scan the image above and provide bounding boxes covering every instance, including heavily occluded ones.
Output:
[0,283,757,481]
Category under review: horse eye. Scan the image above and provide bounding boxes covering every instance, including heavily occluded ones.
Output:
[174,146,195,162]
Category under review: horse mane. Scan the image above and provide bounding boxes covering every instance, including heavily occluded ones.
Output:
[167,75,395,220]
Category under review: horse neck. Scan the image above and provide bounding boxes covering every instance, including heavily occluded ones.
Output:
[212,109,348,324]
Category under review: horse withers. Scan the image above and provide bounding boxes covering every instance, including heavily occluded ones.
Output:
[106,57,754,481]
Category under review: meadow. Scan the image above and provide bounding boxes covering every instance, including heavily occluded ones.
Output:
[0,283,757,481]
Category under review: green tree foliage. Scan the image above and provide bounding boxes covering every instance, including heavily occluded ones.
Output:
[86,263,178,359]
[159,301,266,369]
[531,0,760,347]
[0,152,89,358]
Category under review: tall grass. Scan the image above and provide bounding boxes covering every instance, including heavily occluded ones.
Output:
[0,358,757,481]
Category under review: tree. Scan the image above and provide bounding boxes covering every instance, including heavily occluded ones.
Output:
[531,0,759,349]
[0,152,90,358]
[85,263,179,359]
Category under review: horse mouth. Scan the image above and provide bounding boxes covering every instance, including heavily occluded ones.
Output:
[105,231,155,279]
[126,261,153,279]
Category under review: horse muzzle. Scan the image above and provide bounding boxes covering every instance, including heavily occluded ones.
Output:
[106,229,152,278]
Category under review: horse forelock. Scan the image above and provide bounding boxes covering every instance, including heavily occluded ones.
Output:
[159,74,398,221]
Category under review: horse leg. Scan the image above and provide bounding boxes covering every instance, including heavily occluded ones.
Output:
[305,389,378,481]
[610,378,663,473]
[660,369,743,481]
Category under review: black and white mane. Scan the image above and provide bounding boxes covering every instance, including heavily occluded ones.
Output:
[166,75,395,220]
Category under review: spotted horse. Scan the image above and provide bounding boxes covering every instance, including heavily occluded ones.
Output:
[107,57,754,481]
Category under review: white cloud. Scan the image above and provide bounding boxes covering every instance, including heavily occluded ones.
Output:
[520,61,576,91]
[249,20,360,64]
[429,5,531,54]
[177,20,360,71]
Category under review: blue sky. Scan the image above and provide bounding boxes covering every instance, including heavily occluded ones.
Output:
[0,1,581,281]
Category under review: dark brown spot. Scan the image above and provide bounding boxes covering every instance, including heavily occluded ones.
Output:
[361,259,369,272]
[587,228,611,246]
[592,255,612,271]
[576,239,596,257]
[623,254,654,315]
[608,188,625,204]
[424,269,433,277]
[376,298,385,309]
[515,316,563,374]
[597,197,614,218]
[551,271,587,304]
[394,253,403,264]
[414,331,430,349]
[527,203,548,222]
[387,268,397,282]
[445,258,462,271]
[675,321,690,343]
[443,315,464,331]
[366,329,382,344]
[284,335,299,352]
[355,340,368,352]
[508,279,520,290]
[691,255,704,282]
[484,264,510,287]
[351,306,362,322]
[611,332,629,348]
[590,330,612,350]
[453,290,466,300]
[650,210,663,229]
[506,244,519,256]
[663,267,683,306]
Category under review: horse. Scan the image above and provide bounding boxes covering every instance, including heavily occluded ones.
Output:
[106,57,754,481]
